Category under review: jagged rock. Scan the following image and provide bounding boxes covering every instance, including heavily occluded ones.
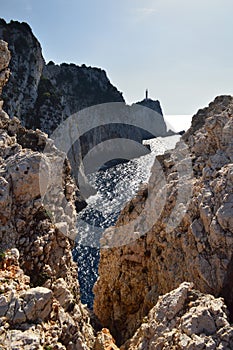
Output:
[136,97,163,116]
[0,39,10,70]
[0,191,95,349]
[0,39,95,349]
[0,285,52,324]
[94,328,119,350]
[121,282,233,350]
[94,96,233,344]
[0,20,172,193]
[0,19,44,120]
[0,19,124,135]
[0,39,10,96]
[3,329,43,350]
[53,278,74,312]
[6,151,45,202]
[0,176,11,223]
[18,287,52,322]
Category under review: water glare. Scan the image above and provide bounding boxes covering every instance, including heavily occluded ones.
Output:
[73,135,180,308]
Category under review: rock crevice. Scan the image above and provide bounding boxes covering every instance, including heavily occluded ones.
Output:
[94,96,233,345]
[1,27,233,350]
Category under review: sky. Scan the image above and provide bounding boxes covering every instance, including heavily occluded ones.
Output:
[1,0,233,121]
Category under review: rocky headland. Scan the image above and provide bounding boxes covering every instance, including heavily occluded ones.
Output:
[0,20,170,151]
[0,18,233,350]
[94,95,233,346]
[0,19,172,200]
[0,19,124,134]
[0,39,97,350]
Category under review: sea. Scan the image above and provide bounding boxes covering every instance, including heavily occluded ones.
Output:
[73,134,181,308]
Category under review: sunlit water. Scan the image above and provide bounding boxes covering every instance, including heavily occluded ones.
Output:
[72,135,180,308]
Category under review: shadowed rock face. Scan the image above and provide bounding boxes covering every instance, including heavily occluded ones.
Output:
[0,19,124,135]
[136,97,163,116]
[0,19,170,198]
[220,254,233,322]
[0,19,44,121]
[1,26,233,350]
[94,95,233,345]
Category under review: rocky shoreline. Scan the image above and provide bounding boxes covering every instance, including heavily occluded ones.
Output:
[94,94,233,346]
[0,40,96,349]
[0,31,233,350]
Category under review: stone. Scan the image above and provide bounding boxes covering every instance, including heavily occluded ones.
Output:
[0,39,95,349]
[0,176,11,223]
[19,287,52,321]
[6,151,46,203]
[53,278,74,311]
[94,328,119,350]
[4,329,43,349]
[0,40,10,96]
[216,194,233,232]
[121,283,233,350]
[94,96,233,345]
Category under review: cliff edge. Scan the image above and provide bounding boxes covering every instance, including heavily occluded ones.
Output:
[0,19,124,135]
[1,24,233,349]
[0,39,96,349]
[94,95,233,345]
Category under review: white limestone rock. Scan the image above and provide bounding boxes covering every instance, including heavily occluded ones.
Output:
[122,283,233,350]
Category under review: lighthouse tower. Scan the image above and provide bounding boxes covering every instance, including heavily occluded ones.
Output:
[145,89,148,100]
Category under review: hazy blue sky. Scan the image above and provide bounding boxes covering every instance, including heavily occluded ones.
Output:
[1,0,233,115]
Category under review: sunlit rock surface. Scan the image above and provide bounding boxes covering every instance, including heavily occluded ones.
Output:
[122,282,233,350]
[94,96,233,345]
[1,20,233,350]
[0,40,95,349]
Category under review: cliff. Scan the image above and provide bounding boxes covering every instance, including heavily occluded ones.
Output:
[0,19,170,190]
[94,95,233,344]
[0,19,44,122]
[122,282,233,349]
[0,19,124,135]
[1,21,233,350]
[0,40,96,349]
[136,97,163,115]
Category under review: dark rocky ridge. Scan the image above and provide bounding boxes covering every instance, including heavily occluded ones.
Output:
[1,31,233,350]
[0,19,170,187]
[136,97,163,115]
[0,19,44,121]
[0,19,124,135]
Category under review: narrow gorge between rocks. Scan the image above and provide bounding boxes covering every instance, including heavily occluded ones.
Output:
[1,20,233,350]
[73,135,180,308]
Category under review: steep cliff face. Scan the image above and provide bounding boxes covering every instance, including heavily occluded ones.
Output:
[0,20,171,173]
[136,97,163,116]
[36,63,124,134]
[122,282,233,350]
[0,19,44,120]
[94,95,233,344]
[0,19,124,136]
[0,40,95,349]
[1,30,233,350]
